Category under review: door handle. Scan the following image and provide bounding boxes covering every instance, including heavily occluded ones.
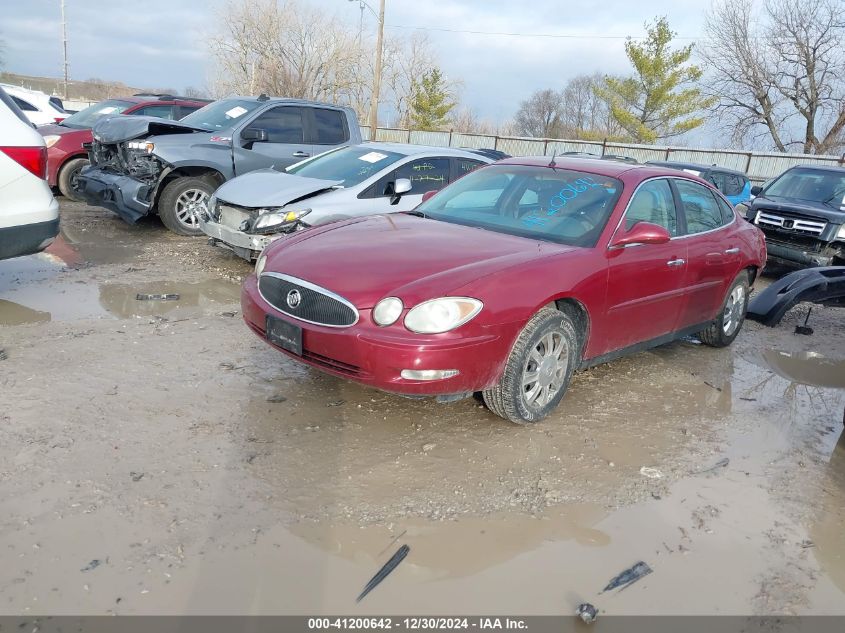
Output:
[724,247,740,254]
[666,258,686,267]
[292,151,310,158]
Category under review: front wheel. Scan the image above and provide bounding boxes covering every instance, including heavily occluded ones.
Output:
[698,273,750,347]
[157,177,215,236]
[482,307,580,424]
[58,157,89,202]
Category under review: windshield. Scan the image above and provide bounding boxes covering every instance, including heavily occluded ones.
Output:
[178,98,262,131]
[416,164,623,247]
[286,145,405,186]
[764,167,845,208]
[60,99,133,129]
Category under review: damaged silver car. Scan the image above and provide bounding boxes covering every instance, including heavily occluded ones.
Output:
[199,143,499,260]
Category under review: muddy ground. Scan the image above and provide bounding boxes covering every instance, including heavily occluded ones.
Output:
[0,200,843,616]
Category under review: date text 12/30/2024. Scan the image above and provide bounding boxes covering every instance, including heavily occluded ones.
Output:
[308,617,529,630]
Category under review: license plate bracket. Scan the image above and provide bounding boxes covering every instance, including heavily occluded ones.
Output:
[266,315,302,356]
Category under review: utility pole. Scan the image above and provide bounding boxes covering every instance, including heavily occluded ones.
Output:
[61,0,69,99]
[369,0,385,133]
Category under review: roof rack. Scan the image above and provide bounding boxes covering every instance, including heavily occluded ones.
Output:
[132,93,212,102]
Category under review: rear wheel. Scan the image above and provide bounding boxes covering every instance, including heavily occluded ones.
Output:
[157,177,215,236]
[699,273,750,347]
[482,307,580,424]
[58,157,89,202]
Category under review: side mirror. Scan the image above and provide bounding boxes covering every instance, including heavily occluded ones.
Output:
[421,190,438,203]
[241,127,268,143]
[750,185,762,196]
[389,178,412,205]
[609,222,671,249]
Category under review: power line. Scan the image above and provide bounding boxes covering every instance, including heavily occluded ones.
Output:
[385,23,702,40]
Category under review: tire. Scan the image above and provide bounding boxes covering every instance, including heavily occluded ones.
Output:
[482,307,580,424]
[57,157,89,202]
[157,176,215,236]
[698,272,750,347]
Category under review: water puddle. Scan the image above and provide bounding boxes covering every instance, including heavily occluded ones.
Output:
[762,350,845,389]
[0,279,240,325]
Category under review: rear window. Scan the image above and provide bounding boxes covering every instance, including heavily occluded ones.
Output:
[312,108,347,144]
[11,96,37,112]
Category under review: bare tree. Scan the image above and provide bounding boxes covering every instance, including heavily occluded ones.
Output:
[449,106,495,134]
[703,0,845,153]
[560,73,626,139]
[183,86,209,98]
[513,89,566,137]
[208,0,368,105]
[381,33,441,128]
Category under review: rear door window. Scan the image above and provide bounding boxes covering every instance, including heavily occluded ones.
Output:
[675,179,726,234]
[11,96,37,112]
[249,106,304,144]
[311,108,348,145]
[451,158,485,181]
[713,192,737,223]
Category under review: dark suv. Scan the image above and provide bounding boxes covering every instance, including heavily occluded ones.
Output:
[739,165,845,267]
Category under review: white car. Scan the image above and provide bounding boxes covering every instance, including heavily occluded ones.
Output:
[200,143,502,260]
[0,87,60,261]
[0,83,68,127]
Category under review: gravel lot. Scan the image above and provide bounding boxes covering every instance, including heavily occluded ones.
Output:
[1,200,844,615]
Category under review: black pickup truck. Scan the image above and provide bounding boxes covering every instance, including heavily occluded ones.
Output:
[738,165,845,267]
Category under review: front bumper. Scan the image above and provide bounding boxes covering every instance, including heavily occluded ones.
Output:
[199,217,281,261]
[765,239,843,268]
[75,167,152,224]
[241,275,515,396]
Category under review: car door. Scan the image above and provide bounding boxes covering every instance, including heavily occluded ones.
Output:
[231,105,310,175]
[672,178,735,328]
[363,157,452,213]
[603,178,688,353]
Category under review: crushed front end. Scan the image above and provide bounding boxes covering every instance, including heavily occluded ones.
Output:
[200,199,311,261]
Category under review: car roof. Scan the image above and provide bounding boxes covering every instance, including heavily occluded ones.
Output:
[225,95,356,110]
[787,163,845,174]
[495,156,722,183]
[357,141,496,159]
[647,160,747,177]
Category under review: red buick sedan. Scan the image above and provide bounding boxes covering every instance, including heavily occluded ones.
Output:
[241,158,767,423]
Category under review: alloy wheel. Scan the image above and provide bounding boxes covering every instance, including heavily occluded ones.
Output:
[175,189,209,229]
[722,285,745,336]
[522,331,569,409]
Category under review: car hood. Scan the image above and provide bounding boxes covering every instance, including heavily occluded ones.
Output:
[263,213,571,308]
[215,169,342,208]
[91,115,207,143]
[751,195,845,222]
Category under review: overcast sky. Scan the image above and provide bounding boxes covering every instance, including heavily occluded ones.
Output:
[2,0,711,125]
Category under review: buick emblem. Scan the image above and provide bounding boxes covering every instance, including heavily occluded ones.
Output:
[286,289,302,309]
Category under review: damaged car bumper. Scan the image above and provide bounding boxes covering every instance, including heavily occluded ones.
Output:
[75,167,153,224]
[200,216,281,261]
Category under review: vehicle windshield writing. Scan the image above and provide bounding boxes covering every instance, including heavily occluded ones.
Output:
[287,146,404,186]
[764,167,845,209]
[179,99,262,131]
[60,99,133,129]
[416,164,623,247]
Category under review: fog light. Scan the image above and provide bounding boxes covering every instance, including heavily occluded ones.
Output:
[400,369,459,381]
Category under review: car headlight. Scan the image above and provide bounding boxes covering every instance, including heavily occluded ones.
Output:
[255,252,267,276]
[372,297,403,326]
[125,141,155,152]
[837,225,845,241]
[43,135,61,148]
[253,208,311,232]
[404,297,483,334]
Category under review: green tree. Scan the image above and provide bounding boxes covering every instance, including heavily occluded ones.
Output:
[409,67,455,130]
[595,17,712,142]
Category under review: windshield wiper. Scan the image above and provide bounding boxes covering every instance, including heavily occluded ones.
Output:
[823,189,845,209]
[404,210,428,218]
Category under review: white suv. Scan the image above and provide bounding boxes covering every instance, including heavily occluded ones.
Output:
[0,86,60,261]
[0,83,68,127]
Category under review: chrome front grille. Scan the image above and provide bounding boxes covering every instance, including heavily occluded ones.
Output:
[258,273,358,327]
[755,210,826,235]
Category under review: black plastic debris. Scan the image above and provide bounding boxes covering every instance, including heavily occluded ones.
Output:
[794,307,814,336]
[601,561,652,593]
[356,544,409,602]
[694,457,730,475]
[266,394,287,403]
[327,400,345,407]
[130,472,144,482]
[576,603,598,623]
[0,349,7,361]
[136,293,179,301]
[81,559,102,572]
